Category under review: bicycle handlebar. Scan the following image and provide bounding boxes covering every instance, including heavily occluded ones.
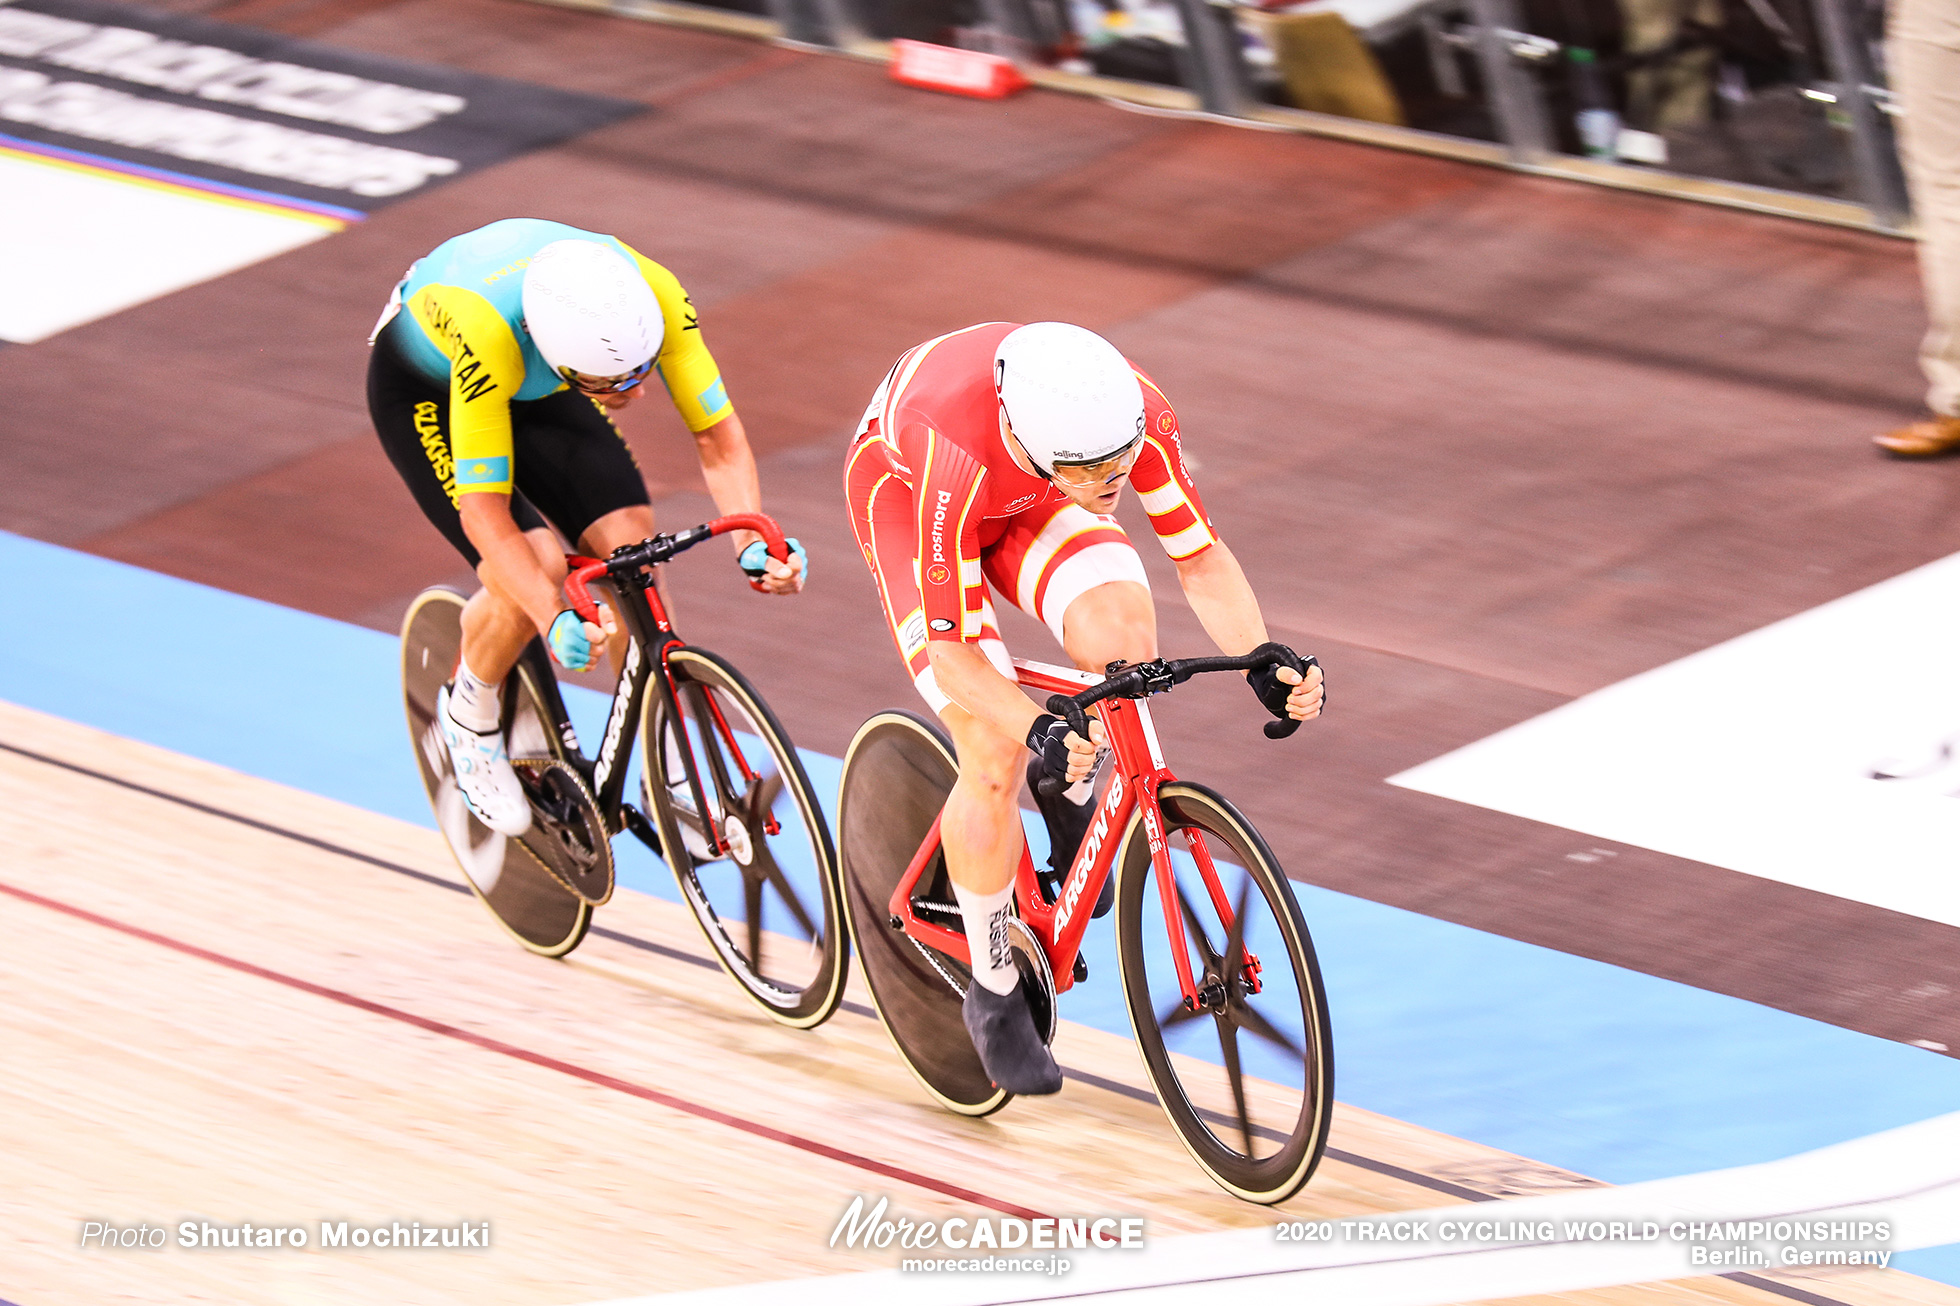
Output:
[563,513,791,622]
[1045,642,1318,743]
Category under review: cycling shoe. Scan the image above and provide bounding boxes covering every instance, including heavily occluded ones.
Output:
[963,978,1062,1096]
[438,687,533,837]
[1028,758,1114,918]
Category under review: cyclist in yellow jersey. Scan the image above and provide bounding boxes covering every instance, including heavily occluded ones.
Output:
[368,218,805,836]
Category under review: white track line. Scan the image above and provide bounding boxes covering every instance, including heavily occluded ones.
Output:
[1390,550,1960,929]
[578,1112,1960,1305]
[0,153,339,344]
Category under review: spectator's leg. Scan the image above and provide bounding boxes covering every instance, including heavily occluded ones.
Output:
[1895,0,1960,417]
[1875,0,1960,454]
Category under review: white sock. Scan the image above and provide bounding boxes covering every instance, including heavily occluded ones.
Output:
[952,880,1018,995]
[448,655,503,733]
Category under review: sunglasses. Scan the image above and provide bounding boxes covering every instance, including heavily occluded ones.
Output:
[1049,436,1143,488]
[562,360,655,395]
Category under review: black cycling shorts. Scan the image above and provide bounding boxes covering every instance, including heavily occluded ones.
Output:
[368,319,651,569]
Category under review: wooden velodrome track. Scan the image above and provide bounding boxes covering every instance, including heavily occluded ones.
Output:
[8,0,1959,1056]
[3,696,1952,1305]
[6,0,1960,1300]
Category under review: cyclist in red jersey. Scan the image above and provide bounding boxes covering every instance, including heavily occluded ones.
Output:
[844,321,1323,1094]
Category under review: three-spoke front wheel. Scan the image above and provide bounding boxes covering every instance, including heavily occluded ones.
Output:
[642,646,846,1029]
[1114,781,1333,1205]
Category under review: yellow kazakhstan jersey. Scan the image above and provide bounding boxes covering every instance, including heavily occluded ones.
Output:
[380,218,733,496]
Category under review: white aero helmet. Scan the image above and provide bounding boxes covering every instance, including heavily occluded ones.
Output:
[994,322,1146,476]
[521,239,663,387]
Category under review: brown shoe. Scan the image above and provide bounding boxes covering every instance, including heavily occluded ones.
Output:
[1875,415,1960,457]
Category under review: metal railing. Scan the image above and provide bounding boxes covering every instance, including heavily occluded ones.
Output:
[554,0,1917,233]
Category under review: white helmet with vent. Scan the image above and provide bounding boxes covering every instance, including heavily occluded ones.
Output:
[994,322,1145,474]
[522,239,663,385]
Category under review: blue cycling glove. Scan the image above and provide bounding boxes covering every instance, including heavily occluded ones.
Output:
[739,537,807,584]
[547,609,600,671]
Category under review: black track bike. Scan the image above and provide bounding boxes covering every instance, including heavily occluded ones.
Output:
[401,513,846,1028]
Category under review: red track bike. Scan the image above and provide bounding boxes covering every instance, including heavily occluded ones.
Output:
[837,646,1333,1204]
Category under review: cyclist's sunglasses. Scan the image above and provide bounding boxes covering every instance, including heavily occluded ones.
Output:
[561,359,655,395]
[1049,436,1143,488]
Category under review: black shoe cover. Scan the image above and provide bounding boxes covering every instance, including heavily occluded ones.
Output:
[963,978,1062,1096]
[1026,759,1114,919]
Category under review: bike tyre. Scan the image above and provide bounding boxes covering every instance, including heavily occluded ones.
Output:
[401,586,591,957]
[1113,780,1332,1204]
[836,711,1008,1117]
[641,646,847,1029]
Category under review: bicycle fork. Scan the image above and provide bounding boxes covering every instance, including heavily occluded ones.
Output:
[1105,696,1265,1014]
[880,693,1262,1012]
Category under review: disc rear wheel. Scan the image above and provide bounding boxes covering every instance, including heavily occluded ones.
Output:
[401,587,592,957]
[837,711,1008,1116]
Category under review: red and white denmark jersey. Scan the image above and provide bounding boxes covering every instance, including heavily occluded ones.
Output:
[847,322,1218,644]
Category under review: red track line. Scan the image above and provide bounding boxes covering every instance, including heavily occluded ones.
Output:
[0,879,1045,1221]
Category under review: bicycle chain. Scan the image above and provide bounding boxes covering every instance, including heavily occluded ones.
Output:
[908,932,968,1002]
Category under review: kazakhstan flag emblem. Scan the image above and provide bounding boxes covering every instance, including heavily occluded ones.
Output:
[456,457,510,486]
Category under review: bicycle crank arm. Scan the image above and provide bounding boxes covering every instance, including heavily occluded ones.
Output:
[619,802,665,856]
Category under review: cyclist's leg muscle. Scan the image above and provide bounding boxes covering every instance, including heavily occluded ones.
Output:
[1060,580,1156,673]
[937,703,1028,895]
[848,437,1031,893]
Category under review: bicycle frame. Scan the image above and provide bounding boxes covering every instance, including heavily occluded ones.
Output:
[885,657,1257,1010]
[555,515,787,859]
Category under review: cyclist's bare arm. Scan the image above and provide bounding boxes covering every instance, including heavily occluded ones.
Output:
[460,492,567,634]
[455,491,618,682]
[925,641,1102,780]
[691,410,803,595]
[1174,541,1323,720]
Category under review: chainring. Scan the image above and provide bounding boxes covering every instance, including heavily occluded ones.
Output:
[512,758,614,905]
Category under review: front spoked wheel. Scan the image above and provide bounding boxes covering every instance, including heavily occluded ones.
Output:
[1115,781,1332,1204]
[643,646,845,1028]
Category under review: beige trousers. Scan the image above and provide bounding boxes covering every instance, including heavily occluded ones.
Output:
[1620,0,1722,131]
[1890,0,1960,417]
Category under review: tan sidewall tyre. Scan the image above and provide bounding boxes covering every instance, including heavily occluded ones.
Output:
[1113,780,1332,1203]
